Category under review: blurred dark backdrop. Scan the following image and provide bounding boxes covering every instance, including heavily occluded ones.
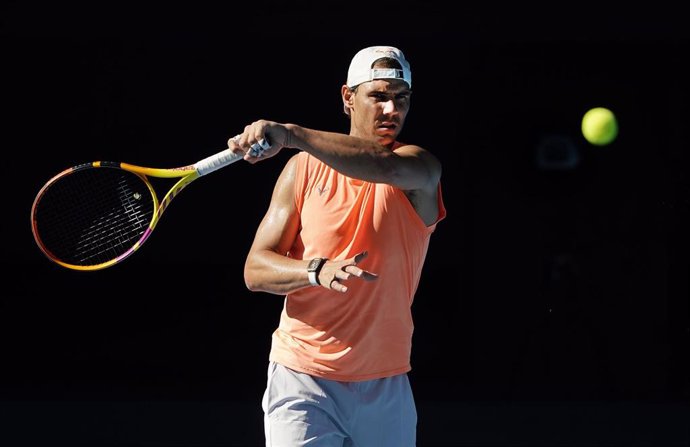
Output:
[2,2,688,445]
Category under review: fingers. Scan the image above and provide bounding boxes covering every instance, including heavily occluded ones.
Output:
[229,132,270,163]
[353,250,368,263]
[227,134,242,153]
[347,251,376,280]
[323,251,378,293]
[228,133,255,160]
[338,264,378,281]
[229,120,284,162]
[329,279,349,293]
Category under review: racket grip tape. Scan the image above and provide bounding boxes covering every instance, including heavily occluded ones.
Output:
[195,136,271,176]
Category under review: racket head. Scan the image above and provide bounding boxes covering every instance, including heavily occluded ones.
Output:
[31,163,159,271]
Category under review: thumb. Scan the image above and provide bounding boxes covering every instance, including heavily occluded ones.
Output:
[353,251,369,264]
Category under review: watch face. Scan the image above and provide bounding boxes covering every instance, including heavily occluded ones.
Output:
[308,258,322,271]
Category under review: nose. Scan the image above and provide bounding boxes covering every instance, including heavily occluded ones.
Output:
[382,99,397,115]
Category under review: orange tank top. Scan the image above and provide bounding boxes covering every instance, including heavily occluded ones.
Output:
[268,149,446,381]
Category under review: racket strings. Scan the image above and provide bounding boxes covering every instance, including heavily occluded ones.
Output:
[33,167,155,267]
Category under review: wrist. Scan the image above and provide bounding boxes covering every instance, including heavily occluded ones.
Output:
[307,257,327,286]
[284,123,299,148]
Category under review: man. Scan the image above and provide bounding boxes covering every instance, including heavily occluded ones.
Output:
[230,45,445,446]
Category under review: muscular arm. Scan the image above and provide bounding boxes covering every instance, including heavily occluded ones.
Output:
[234,121,441,193]
[287,124,441,193]
[233,121,443,225]
[289,125,443,225]
[243,155,308,295]
[243,154,379,295]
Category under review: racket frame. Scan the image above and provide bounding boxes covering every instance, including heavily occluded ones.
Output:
[31,139,268,271]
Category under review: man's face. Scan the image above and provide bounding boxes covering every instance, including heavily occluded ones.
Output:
[349,79,411,145]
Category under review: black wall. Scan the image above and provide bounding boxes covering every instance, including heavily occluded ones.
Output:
[2,3,688,445]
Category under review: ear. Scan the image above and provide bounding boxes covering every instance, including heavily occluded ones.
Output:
[341,85,354,116]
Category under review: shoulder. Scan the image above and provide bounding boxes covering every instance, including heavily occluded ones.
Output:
[276,152,310,193]
[393,143,442,183]
[280,152,303,174]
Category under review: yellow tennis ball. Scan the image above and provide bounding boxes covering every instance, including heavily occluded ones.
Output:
[581,107,618,146]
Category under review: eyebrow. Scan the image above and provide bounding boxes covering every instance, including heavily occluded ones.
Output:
[367,83,411,93]
[369,89,411,96]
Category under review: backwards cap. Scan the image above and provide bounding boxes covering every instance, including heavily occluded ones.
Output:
[346,46,412,89]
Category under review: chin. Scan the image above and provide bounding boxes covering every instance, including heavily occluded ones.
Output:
[375,135,395,146]
[375,130,397,142]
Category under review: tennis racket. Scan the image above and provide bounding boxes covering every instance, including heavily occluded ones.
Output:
[30,136,270,271]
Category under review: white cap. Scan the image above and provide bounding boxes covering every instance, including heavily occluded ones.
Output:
[346,46,412,89]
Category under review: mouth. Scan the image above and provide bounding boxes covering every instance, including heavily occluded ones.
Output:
[376,122,398,133]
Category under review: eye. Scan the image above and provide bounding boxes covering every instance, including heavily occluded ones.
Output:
[371,93,388,101]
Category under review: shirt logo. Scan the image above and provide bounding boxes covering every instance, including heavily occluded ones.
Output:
[316,186,329,195]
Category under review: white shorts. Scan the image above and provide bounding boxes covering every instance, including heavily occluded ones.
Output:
[262,361,417,447]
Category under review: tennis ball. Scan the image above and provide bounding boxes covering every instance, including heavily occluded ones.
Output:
[581,107,618,146]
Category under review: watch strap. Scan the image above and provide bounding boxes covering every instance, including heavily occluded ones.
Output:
[308,269,320,286]
[307,257,327,286]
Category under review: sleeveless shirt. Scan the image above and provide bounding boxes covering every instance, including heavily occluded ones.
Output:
[268,147,446,381]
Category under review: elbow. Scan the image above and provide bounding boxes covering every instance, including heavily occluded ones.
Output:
[244,278,259,292]
[243,263,262,292]
[244,274,262,292]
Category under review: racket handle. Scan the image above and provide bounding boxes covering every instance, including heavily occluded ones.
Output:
[195,137,271,176]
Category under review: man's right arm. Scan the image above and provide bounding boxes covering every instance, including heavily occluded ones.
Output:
[230,120,441,194]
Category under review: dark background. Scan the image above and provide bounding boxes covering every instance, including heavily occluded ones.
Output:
[2,2,688,445]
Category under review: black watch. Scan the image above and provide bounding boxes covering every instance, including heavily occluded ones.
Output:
[307,257,327,286]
